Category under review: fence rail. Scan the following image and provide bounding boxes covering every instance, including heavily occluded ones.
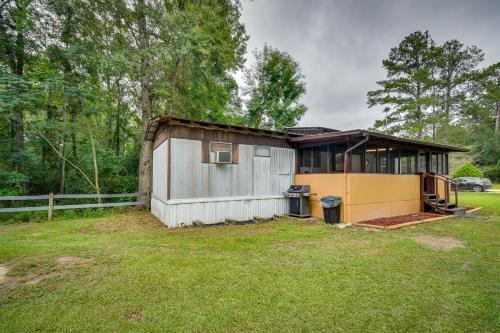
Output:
[0,192,146,220]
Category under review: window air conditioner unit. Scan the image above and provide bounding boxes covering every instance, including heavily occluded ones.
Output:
[214,151,232,164]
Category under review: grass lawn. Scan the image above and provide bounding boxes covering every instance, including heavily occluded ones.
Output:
[1,192,499,332]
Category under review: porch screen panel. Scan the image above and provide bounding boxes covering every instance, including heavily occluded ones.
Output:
[444,154,449,175]
[401,153,409,174]
[365,147,377,173]
[351,150,363,172]
[335,148,345,172]
[390,149,400,174]
[312,145,328,173]
[377,148,388,173]
[432,153,438,173]
[419,153,427,173]
[298,148,312,173]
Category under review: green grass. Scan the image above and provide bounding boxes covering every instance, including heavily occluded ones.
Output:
[1,193,499,332]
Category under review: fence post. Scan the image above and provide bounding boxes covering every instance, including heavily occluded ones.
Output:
[48,192,54,221]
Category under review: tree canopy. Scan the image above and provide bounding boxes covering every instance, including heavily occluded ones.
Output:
[368,30,499,169]
[0,0,307,196]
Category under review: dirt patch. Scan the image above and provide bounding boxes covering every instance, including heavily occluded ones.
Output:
[57,256,91,266]
[0,265,18,295]
[0,265,11,284]
[23,272,57,285]
[125,310,142,322]
[358,213,441,227]
[412,235,464,251]
[93,209,165,233]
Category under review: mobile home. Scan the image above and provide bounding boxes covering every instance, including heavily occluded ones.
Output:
[147,116,467,227]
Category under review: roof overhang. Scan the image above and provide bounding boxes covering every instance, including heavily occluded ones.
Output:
[145,116,300,141]
[288,129,469,152]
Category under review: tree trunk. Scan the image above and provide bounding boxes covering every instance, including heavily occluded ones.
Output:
[11,28,25,171]
[86,117,101,203]
[137,0,153,208]
[70,107,78,160]
[416,81,423,139]
[495,101,500,136]
[115,108,120,155]
[60,89,68,193]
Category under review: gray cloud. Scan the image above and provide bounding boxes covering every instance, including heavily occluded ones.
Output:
[239,0,500,130]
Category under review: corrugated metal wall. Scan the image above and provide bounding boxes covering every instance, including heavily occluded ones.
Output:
[152,139,168,200]
[151,195,288,228]
[170,138,295,199]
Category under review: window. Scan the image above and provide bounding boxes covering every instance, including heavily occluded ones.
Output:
[299,148,312,173]
[365,147,377,173]
[432,153,438,173]
[419,153,427,173]
[444,154,449,175]
[351,149,363,172]
[401,153,409,174]
[209,142,232,163]
[335,150,345,172]
[377,148,388,173]
[312,145,328,173]
[389,149,400,174]
[409,153,416,174]
[254,146,271,157]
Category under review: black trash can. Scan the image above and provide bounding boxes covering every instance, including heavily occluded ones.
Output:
[321,196,342,224]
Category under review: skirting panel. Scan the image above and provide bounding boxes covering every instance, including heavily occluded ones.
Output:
[151,195,288,228]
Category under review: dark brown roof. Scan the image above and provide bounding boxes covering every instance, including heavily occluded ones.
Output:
[289,129,469,152]
[146,116,299,141]
[283,126,339,135]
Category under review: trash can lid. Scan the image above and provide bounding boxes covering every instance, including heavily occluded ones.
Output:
[320,196,341,207]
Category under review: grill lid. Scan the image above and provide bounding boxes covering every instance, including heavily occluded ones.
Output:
[286,185,311,193]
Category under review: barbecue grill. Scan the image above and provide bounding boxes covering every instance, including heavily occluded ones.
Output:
[284,185,311,218]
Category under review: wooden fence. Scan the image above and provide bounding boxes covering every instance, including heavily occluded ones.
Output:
[0,192,146,220]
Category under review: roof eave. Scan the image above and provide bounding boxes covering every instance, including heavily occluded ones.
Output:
[288,129,469,152]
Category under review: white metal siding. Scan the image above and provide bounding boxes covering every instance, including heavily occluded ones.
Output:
[151,138,295,228]
[151,195,288,228]
[252,157,271,195]
[152,140,168,200]
[169,138,294,199]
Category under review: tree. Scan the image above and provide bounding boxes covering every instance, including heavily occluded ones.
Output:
[452,162,484,178]
[97,0,248,202]
[368,31,436,138]
[243,44,307,130]
[434,40,483,142]
[462,62,500,166]
[0,0,37,171]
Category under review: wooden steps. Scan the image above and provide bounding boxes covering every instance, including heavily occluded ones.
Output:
[421,173,464,216]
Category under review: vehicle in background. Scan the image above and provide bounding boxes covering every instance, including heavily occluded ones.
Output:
[452,177,493,192]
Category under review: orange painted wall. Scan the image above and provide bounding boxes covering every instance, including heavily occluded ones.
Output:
[294,173,421,223]
[295,174,345,220]
[347,174,420,222]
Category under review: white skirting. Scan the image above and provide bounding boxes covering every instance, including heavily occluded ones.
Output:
[151,195,288,228]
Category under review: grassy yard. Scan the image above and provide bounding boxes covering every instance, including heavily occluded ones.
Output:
[1,192,499,332]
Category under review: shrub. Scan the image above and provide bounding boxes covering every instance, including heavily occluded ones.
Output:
[452,163,484,178]
[484,165,500,182]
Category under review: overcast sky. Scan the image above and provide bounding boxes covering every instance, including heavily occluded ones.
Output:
[239,0,500,130]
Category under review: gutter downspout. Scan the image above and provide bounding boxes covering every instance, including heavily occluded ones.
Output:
[343,133,369,222]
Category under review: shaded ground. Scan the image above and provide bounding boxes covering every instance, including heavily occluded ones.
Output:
[0,193,499,332]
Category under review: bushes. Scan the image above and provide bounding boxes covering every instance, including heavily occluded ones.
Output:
[452,163,484,178]
[484,165,500,182]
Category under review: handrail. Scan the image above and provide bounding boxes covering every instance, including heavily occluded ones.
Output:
[420,172,458,210]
